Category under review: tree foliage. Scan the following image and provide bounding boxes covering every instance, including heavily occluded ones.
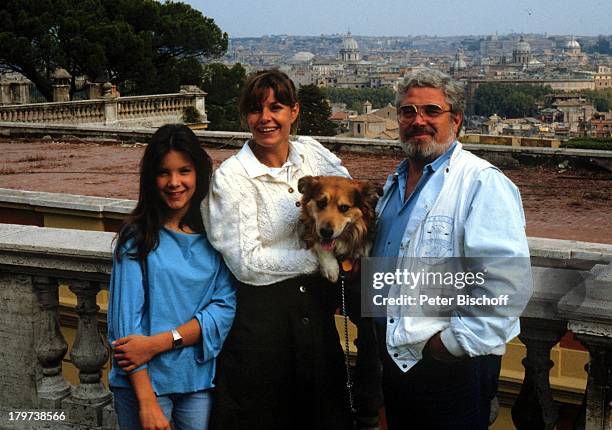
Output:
[583,88,612,113]
[473,83,551,118]
[562,138,612,151]
[297,84,336,136]
[322,86,395,113]
[0,0,228,100]
[201,62,246,131]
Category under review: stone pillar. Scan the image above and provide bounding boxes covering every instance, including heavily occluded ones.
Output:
[67,280,110,403]
[102,82,118,125]
[512,317,568,430]
[180,85,207,122]
[571,324,612,430]
[62,280,112,428]
[17,81,30,104]
[0,82,9,104]
[33,276,72,408]
[559,262,612,430]
[86,82,103,99]
[51,68,72,102]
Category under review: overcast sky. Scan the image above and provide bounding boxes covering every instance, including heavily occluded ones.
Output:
[184,0,611,38]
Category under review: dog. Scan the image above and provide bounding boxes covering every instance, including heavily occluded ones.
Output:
[298,175,380,283]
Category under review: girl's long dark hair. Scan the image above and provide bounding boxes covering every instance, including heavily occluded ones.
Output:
[114,124,213,261]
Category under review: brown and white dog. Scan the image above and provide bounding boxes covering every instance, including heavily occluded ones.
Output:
[298,175,379,283]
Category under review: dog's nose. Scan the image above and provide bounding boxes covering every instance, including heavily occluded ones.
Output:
[320,227,334,238]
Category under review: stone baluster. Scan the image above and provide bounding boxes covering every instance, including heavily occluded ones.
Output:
[67,280,111,404]
[33,276,72,408]
[512,317,568,430]
[571,326,612,430]
[559,262,612,430]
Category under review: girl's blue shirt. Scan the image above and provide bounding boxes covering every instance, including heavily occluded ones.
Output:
[107,227,236,395]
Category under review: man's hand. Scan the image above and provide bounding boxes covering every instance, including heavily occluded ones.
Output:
[113,335,161,372]
[426,332,461,363]
[138,398,170,430]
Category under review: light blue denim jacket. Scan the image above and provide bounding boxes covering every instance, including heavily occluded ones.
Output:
[376,142,533,372]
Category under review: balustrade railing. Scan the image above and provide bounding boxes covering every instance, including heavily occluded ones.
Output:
[0,224,115,429]
[0,89,206,128]
[0,225,610,429]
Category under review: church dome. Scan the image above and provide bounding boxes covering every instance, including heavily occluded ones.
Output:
[451,49,467,71]
[566,37,580,49]
[291,51,315,63]
[342,32,359,51]
[515,36,531,54]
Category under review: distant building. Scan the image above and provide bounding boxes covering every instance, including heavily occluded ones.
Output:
[512,36,532,65]
[450,49,468,76]
[595,65,612,90]
[340,32,361,63]
[340,103,399,139]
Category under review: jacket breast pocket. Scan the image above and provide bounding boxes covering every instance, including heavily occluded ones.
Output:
[418,215,454,265]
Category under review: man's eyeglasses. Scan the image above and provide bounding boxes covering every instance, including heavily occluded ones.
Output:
[397,104,452,123]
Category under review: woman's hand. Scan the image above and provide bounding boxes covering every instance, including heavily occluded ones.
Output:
[139,398,171,430]
[113,335,159,372]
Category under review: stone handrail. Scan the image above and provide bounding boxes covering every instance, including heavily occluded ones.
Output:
[0,90,207,128]
[117,94,197,121]
[0,224,611,429]
[0,99,105,124]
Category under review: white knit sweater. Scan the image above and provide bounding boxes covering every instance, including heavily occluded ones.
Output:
[201,136,350,286]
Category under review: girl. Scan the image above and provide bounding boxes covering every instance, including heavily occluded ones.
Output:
[108,124,236,430]
[201,70,352,429]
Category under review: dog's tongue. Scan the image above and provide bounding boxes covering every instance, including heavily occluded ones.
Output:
[321,239,335,251]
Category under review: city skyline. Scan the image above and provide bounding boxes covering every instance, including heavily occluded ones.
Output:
[185,0,611,38]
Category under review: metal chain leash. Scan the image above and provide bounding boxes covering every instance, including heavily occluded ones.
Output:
[339,269,356,414]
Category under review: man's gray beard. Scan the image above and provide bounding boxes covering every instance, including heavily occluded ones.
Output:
[399,136,454,164]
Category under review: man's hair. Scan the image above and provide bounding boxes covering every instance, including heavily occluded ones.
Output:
[395,68,465,120]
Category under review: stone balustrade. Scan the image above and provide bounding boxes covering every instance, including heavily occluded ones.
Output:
[0,88,207,128]
[0,224,611,429]
[0,224,114,429]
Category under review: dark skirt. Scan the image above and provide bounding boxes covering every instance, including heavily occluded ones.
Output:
[210,276,352,430]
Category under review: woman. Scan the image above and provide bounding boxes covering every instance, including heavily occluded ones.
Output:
[201,70,352,430]
[108,124,236,430]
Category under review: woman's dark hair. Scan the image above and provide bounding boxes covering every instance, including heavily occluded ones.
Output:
[114,124,213,261]
[239,69,299,133]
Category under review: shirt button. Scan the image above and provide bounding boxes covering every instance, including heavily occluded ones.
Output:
[402,364,407,369]
[299,285,306,293]
[389,319,395,324]
[295,201,301,207]
[288,187,294,193]
[393,353,399,358]
[302,317,310,325]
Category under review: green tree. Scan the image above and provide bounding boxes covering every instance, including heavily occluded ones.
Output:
[297,84,336,136]
[584,88,612,113]
[201,63,246,131]
[473,83,550,118]
[322,87,395,112]
[0,0,228,100]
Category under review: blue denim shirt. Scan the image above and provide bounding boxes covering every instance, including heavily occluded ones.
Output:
[372,142,456,258]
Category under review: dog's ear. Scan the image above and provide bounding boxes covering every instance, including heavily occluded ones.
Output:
[356,181,380,219]
[298,176,319,197]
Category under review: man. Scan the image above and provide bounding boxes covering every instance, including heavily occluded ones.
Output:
[371,69,532,429]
